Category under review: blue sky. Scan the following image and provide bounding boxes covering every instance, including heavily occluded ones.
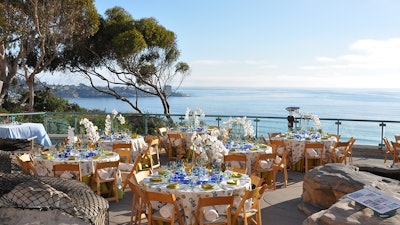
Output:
[42,0,400,88]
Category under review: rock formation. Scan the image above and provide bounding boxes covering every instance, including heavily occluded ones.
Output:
[299,163,400,225]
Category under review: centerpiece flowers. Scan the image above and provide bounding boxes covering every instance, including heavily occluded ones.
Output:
[294,109,321,131]
[221,116,255,142]
[185,107,205,128]
[190,129,229,164]
[104,109,126,136]
[79,118,100,144]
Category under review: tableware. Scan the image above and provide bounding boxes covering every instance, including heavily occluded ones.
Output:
[201,184,214,190]
[150,177,163,182]
[167,183,180,189]
[231,173,242,178]
[226,179,240,185]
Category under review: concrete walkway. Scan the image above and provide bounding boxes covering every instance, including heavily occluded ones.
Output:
[108,151,387,225]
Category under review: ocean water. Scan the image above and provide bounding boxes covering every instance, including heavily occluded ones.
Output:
[66,87,400,146]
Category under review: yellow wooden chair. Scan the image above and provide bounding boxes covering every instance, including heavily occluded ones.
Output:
[91,160,119,202]
[53,163,81,181]
[193,195,234,225]
[145,190,184,225]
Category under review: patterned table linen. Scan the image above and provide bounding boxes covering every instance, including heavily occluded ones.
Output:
[141,172,251,225]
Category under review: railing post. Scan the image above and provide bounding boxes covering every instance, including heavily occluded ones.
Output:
[74,113,78,134]
[335,120,342,135]
[254,118,260,138]
[379,122,386,149]
[144,114,149,135]
[179,116,185,126]
[216,117,221,126]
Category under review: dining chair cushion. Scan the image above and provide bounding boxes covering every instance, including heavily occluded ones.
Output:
[306,148,319,158]
[203,206,219,222]
[274,156,282,164]
[98,168,116,180]
[159,203,174,218]
[259,160,272,169]
[119,162,134,171]
[277,146,285,155]
[60,171,74,179]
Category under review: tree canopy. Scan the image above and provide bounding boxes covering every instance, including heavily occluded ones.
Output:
[61,7,190,120]
[0,0,99,111]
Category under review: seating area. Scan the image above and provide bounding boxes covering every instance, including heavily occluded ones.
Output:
[2,120,397,225]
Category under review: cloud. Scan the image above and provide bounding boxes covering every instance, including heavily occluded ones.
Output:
[191,59,277,69]
[302,38,400,70]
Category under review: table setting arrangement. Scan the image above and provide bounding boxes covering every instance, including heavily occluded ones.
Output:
[144,159,250,192]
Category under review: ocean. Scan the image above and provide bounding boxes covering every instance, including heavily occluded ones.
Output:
[66,87,400,146]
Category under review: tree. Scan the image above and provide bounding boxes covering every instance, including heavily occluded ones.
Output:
[63,7,190,122]
[0,0,99,111]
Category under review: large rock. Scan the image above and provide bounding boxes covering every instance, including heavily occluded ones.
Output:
[303,197,400,225]
[299,163,400,225]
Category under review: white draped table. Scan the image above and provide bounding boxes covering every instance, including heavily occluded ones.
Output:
[0,122,52,146]
[141,171,251,225]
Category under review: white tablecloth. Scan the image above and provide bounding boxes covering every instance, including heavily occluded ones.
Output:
[33,152,120,177]
[142,172,251,225]
[97,137,146,162]
[0,122,52,146]
[282,137,337,164]
[227,145,273,175]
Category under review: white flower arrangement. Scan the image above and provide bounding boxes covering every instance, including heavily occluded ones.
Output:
[104,109,126,135]
[185,107,205,128]
[79,118,100,143]
[294,109,321,130]
[190,129,228,163]
[221,116,255,141]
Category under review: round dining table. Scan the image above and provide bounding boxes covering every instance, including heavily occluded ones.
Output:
[276,136,337,171]
[33,150,120,179]
[226,143,273,175]
[141,170,251,225]
[97,136,146,161]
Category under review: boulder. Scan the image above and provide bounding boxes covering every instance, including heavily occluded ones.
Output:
[303,198,400,225]
[299,163,400,225]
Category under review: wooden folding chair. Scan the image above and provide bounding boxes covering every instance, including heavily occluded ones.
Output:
[390,141,400,165]
[383,137,397,165]
[16,153,38,176]
[126,179,147,225]
[167,133,187,160]
[223,154,247,174]
[303,142,324,172]
[91,160,119,202]
[145,190,184,225]
[113,143,133,163]
[157,127,169,153]
[53,163,81,181]
[232,185,267,225]
[250,174,263,189]
[143,138,160,169]
[193,195,234,225]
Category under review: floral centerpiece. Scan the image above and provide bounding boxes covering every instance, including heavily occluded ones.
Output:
[185,107,205,128]
[221,116,255,142]
[79,118,100,144]
[104,109,126,136]
[190,129,228,164]
[294,109,321,131]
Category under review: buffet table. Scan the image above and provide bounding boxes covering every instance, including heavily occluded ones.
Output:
[141,170,251,225]
[0,122,52,146]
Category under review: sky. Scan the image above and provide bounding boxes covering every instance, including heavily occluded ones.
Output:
[40,0,400,88]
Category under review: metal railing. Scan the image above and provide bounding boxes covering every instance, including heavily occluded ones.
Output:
[2,112,400,147]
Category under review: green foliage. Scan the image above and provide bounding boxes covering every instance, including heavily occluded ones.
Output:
[112,30,146,57]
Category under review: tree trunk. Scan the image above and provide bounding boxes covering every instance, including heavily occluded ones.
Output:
[26,75,35,112]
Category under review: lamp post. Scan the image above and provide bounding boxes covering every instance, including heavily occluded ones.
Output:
[285,106,300,131]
